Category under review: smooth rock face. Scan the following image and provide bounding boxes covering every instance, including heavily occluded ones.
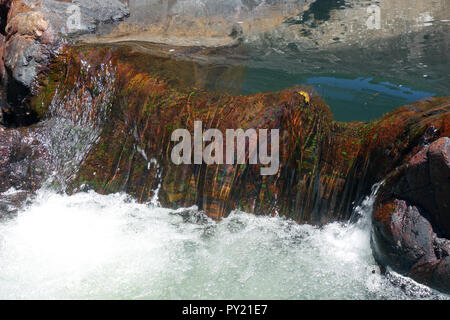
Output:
[373,137,450,294]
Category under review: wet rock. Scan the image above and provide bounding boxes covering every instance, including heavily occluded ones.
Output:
[0,126,41,217]
[3,0,128,88]
[394,137,450,237]
[0,126,47,192]
[0,0,128,125]
[0,188,32,219]
[372,137,450,294]
[0,113,103,214]
[372,199,450,294]
[30,45,450,228]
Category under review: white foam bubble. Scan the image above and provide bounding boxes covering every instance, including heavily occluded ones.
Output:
[0,190,446,299]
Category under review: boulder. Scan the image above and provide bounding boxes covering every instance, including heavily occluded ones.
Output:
[3,0,128,88]
[373,137,450,294]
[0,124,45,219]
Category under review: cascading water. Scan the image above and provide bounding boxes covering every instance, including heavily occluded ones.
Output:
[0,185,447,300]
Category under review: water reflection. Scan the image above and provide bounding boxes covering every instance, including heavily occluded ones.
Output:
[240,70,436,121]
[98,0,315,46]
[276,0,449,48]
[86,0,449,121]
[95,0,450,49]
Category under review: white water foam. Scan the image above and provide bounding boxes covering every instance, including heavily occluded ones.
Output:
[0,189,447,300]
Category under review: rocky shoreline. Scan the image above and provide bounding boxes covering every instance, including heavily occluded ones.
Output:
[0,0,449,295]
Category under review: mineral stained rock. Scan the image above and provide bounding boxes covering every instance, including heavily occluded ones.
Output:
[0,0,448,296]
[31,45,450,226]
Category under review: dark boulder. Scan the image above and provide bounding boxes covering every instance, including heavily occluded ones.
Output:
[373,137,450,294]
[0,124,46,218]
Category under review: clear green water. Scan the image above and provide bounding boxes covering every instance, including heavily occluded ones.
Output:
[241,71,436,122]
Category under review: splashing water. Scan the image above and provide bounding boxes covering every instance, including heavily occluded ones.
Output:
[0,188,447,300]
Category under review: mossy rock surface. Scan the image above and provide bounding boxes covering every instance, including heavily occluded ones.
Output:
[34,44,450,225]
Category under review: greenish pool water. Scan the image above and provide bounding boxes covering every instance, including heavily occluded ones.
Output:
[241,71,436,121]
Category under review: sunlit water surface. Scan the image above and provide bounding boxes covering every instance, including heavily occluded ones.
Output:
[98,0,450,121]
[0,190,447,300]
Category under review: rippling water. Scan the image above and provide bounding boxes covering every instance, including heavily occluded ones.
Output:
[0,189,447,300]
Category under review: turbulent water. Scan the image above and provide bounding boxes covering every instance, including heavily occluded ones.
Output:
[0,189,447,300]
